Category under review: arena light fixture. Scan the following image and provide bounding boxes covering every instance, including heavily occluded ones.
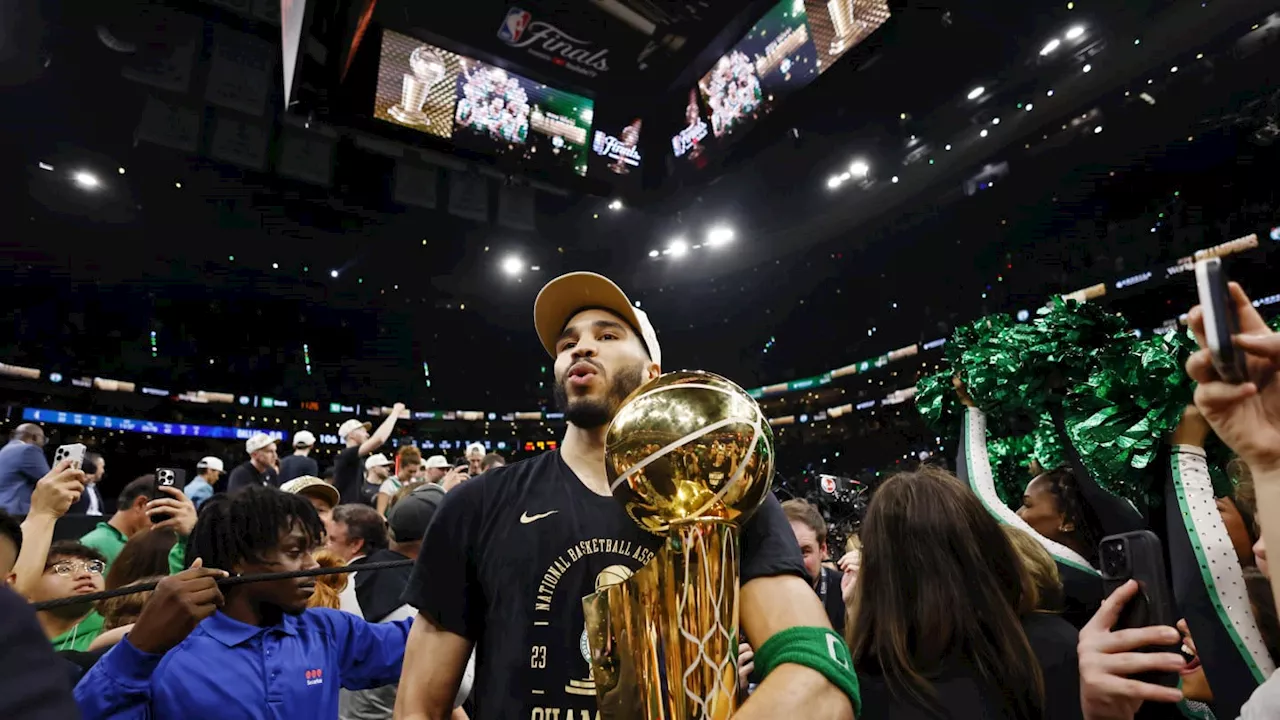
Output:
[118,167,126,175]
[979,129,989,138]
[38,161,54,171]
[330,269,340,278]
[891,176,899,183]
[1065,25,1085,40]
[501,255,524,276]
[849,159,870,178]
[73,170,100,189]
[826,175,843,189]
[1082,63,1092,73]
[706,226,735,247]
[967,86,985,100]
[1040,39,1061,56]
[648,249,660,258]
[607,199,623,211]
[667,238,689,258]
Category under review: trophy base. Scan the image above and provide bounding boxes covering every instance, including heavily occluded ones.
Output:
[584,520,740,720]
[388,105,431,127]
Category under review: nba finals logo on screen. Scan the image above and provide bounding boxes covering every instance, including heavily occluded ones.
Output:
[497,8,532,43]
[496,7,610,77]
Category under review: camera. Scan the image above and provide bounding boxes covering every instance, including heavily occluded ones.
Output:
[1100,539,1128,577]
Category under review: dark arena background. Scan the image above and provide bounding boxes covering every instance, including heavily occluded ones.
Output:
[1,0,1279,547]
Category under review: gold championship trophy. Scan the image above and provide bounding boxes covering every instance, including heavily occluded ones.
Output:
[583,371,774,720]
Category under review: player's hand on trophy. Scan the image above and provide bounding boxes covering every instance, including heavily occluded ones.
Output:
[737,642,754,689]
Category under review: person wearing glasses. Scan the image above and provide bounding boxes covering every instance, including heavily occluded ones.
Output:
[29,540,108,651]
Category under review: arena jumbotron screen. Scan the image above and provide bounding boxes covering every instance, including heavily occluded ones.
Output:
[678,0,889,158]
[373,29,595,178]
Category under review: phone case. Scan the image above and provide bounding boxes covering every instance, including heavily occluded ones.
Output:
[54,444,86,468]
[1100,531,1180,687]
[1195,258,1246,383]
[151,468,186,524]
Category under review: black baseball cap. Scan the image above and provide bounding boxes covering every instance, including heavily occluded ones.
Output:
[387,484,445,543]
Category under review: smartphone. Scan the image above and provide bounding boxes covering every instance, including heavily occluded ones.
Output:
[1099,531,1180,687]
[1194,257,1247,383]
[152,468,187,524]
[54,443,86,470]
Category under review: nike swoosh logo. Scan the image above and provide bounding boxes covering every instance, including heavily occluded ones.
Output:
[520,510,559,524]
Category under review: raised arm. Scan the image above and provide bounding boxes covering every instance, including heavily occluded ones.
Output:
[12,460,83,597]
[361,403,405,456]
[1048,405,1145,535]
[958,405,1096,574]
[1185,283,1280,637]
[1164,411,1272,719]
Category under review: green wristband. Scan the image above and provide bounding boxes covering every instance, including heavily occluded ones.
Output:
[754,626,860,716]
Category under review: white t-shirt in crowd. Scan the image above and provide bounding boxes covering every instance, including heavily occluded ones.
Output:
[378,478,401,499]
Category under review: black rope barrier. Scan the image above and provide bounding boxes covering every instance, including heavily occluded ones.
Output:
[29,558,415,611]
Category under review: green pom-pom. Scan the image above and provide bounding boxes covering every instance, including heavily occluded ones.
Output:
[1062,329,1196,504]
[916,370,962,435]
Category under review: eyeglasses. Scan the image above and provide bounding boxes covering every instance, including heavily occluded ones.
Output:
[48,559,106,577]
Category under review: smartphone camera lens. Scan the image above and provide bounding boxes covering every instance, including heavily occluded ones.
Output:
[1102,540,1128,576]
[157,469,174,484]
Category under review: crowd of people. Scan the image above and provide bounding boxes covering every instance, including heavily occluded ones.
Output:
[0,269,1279,720]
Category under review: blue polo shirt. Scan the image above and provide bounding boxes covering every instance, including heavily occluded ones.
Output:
[74,608,411,719]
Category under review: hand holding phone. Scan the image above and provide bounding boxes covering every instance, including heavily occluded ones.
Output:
[151,468,187,524]
[1099,531,1181,687]
[1194,258,1247,383]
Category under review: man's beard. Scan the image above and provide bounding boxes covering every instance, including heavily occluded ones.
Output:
[554,362,646,430]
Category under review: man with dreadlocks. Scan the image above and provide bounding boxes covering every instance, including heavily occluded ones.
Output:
[73,485,413,719]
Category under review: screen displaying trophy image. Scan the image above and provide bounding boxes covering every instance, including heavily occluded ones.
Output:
[583,371,774,720]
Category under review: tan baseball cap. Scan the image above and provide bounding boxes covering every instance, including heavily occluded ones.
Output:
[280,476,340,508]
[534,272,661,367]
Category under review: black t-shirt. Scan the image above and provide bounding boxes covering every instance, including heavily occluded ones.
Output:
[706,456,735,491]
[817,565,846,636]
[278,454,320,484]
[356,548,413,622]
[403,450,806,720]
[857,613,1082,720]
[226,461,278,493]
[357,480,382,508]
[334,446,365,505]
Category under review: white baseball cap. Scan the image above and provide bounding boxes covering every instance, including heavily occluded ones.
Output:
[293,430,317,448]
[365,453,393,470]
[423,454,450,469]
[466,442,486,456]
[245,434,277,454]
[533,272,661,368]
[197,457,225,472]
[339,419,372,441]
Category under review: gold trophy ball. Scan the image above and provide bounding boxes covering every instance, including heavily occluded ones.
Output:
[605,371,774,533]
[595,565,635,592]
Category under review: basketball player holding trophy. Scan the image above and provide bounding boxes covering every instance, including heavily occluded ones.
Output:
[396,272,860,720]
